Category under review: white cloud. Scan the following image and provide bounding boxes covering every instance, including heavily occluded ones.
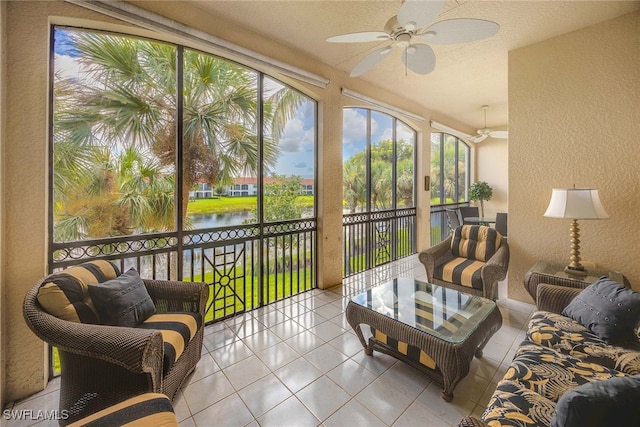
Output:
[381,127,393,142]
[279,118,305,152]
[343,108,378,145]
[376,122,415,144]
[397,123,416,143]
[55,54,81,79]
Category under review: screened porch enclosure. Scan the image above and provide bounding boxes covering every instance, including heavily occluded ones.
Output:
[342,109,418,277]
[50,27,318,323]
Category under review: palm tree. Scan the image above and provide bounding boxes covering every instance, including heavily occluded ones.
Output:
[53,28,303,239]
[343,156,366,213]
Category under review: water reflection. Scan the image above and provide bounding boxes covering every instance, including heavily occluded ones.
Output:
[187,211,254,229]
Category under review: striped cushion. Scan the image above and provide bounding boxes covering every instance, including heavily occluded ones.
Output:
[451,225,501,262]
[434,257,484,290]
[67,393,177,427]
[37,260,121,323]
[371,329,436,369]
[139,312,203,374]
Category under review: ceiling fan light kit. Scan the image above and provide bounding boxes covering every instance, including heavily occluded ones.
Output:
[327,0,500,77]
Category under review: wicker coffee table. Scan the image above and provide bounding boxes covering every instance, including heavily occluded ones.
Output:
[346,277,502,401]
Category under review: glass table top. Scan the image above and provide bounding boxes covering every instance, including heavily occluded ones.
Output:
[350,278,497,344]
[529,261,626,285]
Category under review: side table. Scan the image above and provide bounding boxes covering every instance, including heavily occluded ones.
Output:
[524,261,628,301]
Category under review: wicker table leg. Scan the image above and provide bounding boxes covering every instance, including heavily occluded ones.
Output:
[346,301,373,356]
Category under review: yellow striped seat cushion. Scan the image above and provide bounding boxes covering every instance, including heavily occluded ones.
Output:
[451,225,501,262]
[372,329,436,370]
[139,313,203,374]
[37,260,121,323]
[67,393,177,427]
[434,257,484,290]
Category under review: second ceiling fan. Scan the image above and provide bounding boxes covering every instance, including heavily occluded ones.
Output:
[326,0,500,77]
[466,105,508,143]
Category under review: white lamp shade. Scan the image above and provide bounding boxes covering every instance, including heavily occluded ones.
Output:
[544,188,609,219]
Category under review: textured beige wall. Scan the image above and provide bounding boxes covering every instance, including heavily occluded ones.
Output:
[0,0,6,410]
[4,1,52,404]
[2,1,432,403]
[508,11,640,303]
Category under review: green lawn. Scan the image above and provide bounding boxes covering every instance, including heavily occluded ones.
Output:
[187,196,314,215]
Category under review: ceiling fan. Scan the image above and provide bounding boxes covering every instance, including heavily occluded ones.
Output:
[326,0,499,77]
[467,105,508,143]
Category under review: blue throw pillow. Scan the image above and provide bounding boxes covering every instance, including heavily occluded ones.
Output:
[88,268,156,327]
[550,375,640,427]
[562,276,640,345]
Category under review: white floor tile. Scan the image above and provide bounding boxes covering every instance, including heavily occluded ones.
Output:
[392,400,451,427]
[323,399,386,427]
[284,330,323,355]
[296,376,351,421]
[255,341,300,371]
[355,377,416,425]
[182,370,235,414]
[223,354,271,390]
[326,358,377,396]
[237,373,292,418]
[273,357,323,393]
[303,343,349,373]
[256,396,320,427]
[192,393,253,427]
[327,330,364,357]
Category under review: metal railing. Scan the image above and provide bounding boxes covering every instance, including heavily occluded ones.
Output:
[429,202,470,245]
[342,208,416,277]
[50,218,317,324]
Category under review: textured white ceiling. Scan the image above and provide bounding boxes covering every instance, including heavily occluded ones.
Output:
[187,0,639,130]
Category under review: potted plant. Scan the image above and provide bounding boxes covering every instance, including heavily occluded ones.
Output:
[469,181,493,217]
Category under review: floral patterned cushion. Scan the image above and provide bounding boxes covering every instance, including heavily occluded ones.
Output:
[482,379,555,427]
[526,311,640,375]
[504,341,626,403]
[481,311,639,427]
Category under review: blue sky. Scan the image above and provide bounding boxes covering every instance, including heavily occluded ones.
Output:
[342,108,416,160]
[272,98,316,179]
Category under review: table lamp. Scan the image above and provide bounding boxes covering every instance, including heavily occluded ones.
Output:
[543,187,609,276]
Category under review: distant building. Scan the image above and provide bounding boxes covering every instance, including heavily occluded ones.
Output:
[189,177,314,199]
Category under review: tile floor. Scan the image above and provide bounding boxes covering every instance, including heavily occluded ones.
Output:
[4,254,535,427]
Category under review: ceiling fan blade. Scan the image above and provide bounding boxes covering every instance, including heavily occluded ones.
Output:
[467,134,488,143]
[489,130,508,139]
[419,19,499,45]
[397,0,444,30]
[350,46,393,77]
[326,31,391,43]
[402,44,436,75]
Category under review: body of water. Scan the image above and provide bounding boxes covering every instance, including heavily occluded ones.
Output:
[187,211,254,229]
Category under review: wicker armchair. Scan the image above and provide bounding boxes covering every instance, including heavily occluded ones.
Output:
[23,274,208,425]
[419,225,509,301]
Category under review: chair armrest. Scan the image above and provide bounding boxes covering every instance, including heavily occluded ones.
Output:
[482,241,510,283]
[144,279,208,316]
[418,236,453,282]
[536,283,583,314]
[479,241,509,300]
[458,417,489,427]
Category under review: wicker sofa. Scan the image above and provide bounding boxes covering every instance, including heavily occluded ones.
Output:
[23,260,209,425]
[459,281,640,427]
